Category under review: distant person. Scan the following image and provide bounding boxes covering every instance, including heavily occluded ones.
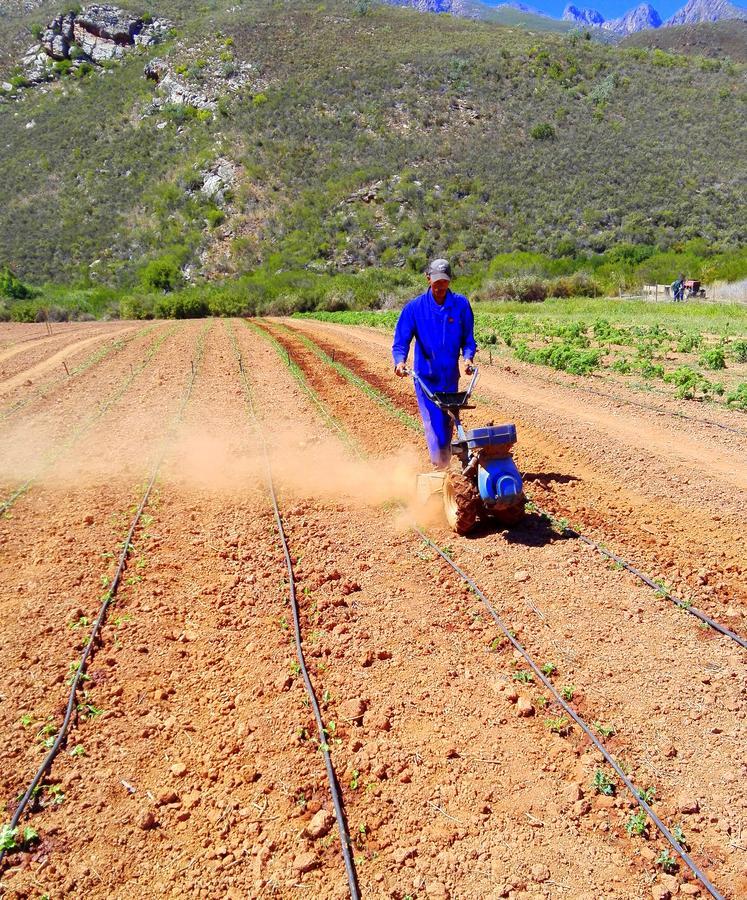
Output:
[392,258,476,469]
[671,273,685,302]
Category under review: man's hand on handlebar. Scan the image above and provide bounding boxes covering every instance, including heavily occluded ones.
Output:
[394,362,408,378]
[464,359,475,375]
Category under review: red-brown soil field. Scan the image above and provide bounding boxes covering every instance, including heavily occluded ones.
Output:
[0,319,744,900]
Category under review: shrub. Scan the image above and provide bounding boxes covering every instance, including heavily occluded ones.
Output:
[139,255,183,292]
[154,293,209,318]
[0,267,33,299]
[732,340,747,363]
[206,207,225,228]
[530,123,555,140]
[699,347,726,370]
[726,383,747,409]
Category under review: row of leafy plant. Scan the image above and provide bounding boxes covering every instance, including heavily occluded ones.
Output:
[295,308,747,410]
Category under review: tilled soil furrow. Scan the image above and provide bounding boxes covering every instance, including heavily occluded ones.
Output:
[2,319,744,900]
[0,323,178,505]
[283,318,747,625]
[252,319,745,897]
[0,323,118,368]
[0,327,137,398]
[0,323,154,422]
[0,326,211,817]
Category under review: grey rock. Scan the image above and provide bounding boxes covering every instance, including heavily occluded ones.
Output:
[76,4,142,43]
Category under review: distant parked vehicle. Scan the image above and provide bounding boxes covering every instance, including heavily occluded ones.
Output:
[683,280,706,300]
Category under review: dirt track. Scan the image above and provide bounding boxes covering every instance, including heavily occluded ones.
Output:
[0,319,744,900]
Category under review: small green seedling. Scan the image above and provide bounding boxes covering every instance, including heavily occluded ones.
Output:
[46,785,65,805]
[70,744,86,758]
[637,786,656,804]
[19,713,34,727]
[625,810,648,837]
[541,662,556,676]
[594,721,616,738]
[545,715,569,734]
[592,770,615,796]
[350,770,360,790]
[656,849,678,873]
[560,685,575,701]
[512,671,533,684]
[672,824,688,849]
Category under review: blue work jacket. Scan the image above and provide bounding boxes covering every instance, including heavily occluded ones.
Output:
[392,288,477,384]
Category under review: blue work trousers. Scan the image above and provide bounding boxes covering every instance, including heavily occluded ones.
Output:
[415,374,458,467]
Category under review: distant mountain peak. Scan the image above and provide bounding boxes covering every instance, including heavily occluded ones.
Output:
[563,4,606,25]
[665,0,747,26]
[603,2,662,34]
[494,1,547,15]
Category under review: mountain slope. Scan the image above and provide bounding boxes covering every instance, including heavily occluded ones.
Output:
[620,17,747,57]
[0,0,745,286]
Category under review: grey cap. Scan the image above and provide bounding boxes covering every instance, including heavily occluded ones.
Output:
[427,258,451,281]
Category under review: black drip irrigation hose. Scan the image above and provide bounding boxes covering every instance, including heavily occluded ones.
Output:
[413,525,727,900]
[229,323,360,900]
[532,506,747,650]
[0,328,206,869]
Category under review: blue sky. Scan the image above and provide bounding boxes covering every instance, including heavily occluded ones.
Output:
[507,0,686,19]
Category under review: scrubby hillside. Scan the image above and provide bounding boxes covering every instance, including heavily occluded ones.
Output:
[0,0,745,290]
[620,17,747,58]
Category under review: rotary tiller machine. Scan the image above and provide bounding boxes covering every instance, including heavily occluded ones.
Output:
[412,368,525,535]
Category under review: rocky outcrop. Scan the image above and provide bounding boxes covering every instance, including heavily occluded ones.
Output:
[199,159,237,206]
[665,0,747,25]
[143,46,258,117]
[562,4,605,25]
[604,2,662,34]
[21,5,171,83]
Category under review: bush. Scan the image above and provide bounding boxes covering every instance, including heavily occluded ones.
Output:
[732,340,747,363]
[0,267,33,299]
[154,293,209,318]
[699,347,726,370]
[139,255,184,292]
[530,123,555,140]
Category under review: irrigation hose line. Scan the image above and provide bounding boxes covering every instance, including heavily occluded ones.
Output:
[543,514,747,650]
[0,328,207,869]
[413,525,726,900]
[256,326,729,898]
[276,323,746,648]
[230,324,361,900]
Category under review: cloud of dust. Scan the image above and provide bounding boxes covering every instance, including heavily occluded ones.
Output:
[2,407,441,529]
[159,419,439,528]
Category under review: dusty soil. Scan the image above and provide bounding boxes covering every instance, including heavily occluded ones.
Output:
[0,319,744,900]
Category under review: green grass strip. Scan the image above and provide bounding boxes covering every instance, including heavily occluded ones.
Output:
[272,322,421,434]
[241,319,357,452]
[0,323,180,516]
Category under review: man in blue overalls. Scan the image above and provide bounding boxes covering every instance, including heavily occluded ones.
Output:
[392,258,477,468]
